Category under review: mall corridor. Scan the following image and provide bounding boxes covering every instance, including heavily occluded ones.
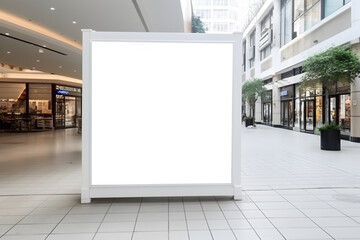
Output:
[0,126,360,239]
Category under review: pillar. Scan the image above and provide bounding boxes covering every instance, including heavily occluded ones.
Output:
[351,43,360,142]
[272,74,281,126]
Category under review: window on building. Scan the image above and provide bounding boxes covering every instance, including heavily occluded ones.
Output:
[213,0,228,6]
[213,22,228,32]
[242,41,246,71]
[196,9,211,19]
[260,10,273,60]
[229,10,238,21]
[213,9,228,19]
[196,0,212,5]
[249,31,255,68]
[293,0,321,37]
[324,0,351,18]
[280,0,292,46]
[204,22,211,31]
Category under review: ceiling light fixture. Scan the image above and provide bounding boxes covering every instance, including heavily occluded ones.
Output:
[59,66,62,68]
[50,7,55,10]
[72,21,77,24]
[5,33,10,36]
[38,48,44,53]
[36,60,40,62]
[6,51,11,54]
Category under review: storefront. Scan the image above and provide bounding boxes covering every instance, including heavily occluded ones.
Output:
[54,85,82,129]
[0,82,81,131]
[280,85,295,129]
[262,90,272,125]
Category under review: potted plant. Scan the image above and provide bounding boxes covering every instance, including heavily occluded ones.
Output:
[318,123,340,150]
[301,45,360,150]
[245,116,254,127]
[242,78,266,126]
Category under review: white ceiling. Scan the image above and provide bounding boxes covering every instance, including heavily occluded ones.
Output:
[0,0,191,81]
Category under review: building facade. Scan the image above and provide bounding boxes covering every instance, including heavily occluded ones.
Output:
[192,0,241,33]
[242,0,360,142]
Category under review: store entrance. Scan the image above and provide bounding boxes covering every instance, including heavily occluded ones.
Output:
[281,100,293,128]
[263,102,272,125]
[300,99,315,132]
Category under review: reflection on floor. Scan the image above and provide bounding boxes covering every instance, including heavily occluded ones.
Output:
[0,126,359,240]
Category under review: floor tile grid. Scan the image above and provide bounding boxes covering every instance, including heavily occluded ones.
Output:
[0,194,76,239]
[237,195,286,240]
[199,198,218,240]
[303,188,360,235]
[41,196,81,239]
[282,188,360,226]
[215,198,259,240]
[181,198,191,240]
[269,190,338,240]
[91,200,113,240]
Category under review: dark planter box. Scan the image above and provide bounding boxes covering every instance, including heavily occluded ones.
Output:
[320,129,341,151]
[245,118,254,127]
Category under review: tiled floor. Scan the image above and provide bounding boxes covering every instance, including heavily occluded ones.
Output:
[0,126,359,239]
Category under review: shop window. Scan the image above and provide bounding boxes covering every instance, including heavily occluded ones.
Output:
[29,84,52,115]
[0,83,26,116]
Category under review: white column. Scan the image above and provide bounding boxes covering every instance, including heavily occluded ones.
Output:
[272,74,281,126]
[255,97,262,122]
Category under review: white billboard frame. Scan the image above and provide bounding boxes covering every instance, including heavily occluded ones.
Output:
[81,30,242,203]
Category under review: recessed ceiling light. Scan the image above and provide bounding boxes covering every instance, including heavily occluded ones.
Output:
[6,51,11,54]
[38,49,44,53]
[73,70,77,72]
[5,33,10,36]
[50,7,55,10]
[59,66,62,69]
[42,45,47,48]
[72,21,77,24]
[32,67,36,70]
[36,59,40,62]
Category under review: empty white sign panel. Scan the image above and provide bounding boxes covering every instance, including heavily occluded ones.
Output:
[82,31,242,203]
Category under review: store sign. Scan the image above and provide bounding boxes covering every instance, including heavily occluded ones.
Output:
[56,89,69,95]
[280,90,288,97]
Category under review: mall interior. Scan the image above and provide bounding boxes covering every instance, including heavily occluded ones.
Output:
[1,0,360,240]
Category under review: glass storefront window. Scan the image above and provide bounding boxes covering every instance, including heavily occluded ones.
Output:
[65,96,76,127]
[330,97,337,123]
[339,94,351,133]
[315,96,322,127]
[295,98,300,128]
[0,83,26,116]
[29,84,52,115]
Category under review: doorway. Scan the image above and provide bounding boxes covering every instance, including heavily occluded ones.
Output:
[300,99,315,132]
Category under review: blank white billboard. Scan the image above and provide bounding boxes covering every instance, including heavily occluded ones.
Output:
[91,41,233,185]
